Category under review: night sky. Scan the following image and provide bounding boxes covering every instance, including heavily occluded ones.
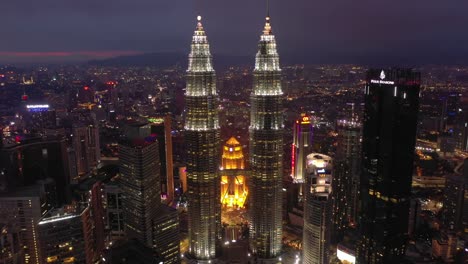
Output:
[2,0,468,64]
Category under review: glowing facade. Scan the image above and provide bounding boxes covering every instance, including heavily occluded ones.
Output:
[0,189,44,264]
[303,153,333,264]
[220,137,248,208]
[37,207,93,264]
[291,113,313,183]
[249,15,284,260]
[184,16,221,261]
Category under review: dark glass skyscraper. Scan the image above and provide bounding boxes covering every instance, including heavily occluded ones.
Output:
[0,136,71,205]
[249,15,284,260]
[184,16,221,261]
[357,69,420,264]
[119,137,161,247]
[119,133,180,263]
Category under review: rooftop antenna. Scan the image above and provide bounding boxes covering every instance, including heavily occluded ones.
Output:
[195,0,201,21]
[267,0,270,18]
[263,0,272,35]
[195,0,203,31]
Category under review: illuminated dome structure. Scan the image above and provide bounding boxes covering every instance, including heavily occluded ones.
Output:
[220,137,248,208]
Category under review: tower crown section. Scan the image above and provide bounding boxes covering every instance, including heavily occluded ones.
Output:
[187,16,215,75]
[254,16,282,96]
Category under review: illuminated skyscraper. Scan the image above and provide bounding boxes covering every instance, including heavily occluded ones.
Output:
[37,206,95,264]
[0,185,48,264]
[291,114,313,183]
[184,16,221,261]
[220,137,248,208]
[332,119,361,240]
[303,153,333,264]
[357,69,420,264]
[249,14,284,260]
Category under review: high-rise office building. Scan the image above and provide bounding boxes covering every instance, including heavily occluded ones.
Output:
[291,114,313,184]
[37,206,95,264]
[249,14,284,260]
[408,198,422,236]
[0,136,71,205]
[0,185,48,264]
[443,159,468,233]
[332,119,361,240]
[153,205,180,264]
[119,136,161,247]
[357,69,421,264]
[438,93,467,153]
[120,131,180,263]
[71,124,100,180]
[81,180,106,260]
[104,182,126,240]
[303,153,333,264]
[184,16,221,261]
[150,115,175,203]
[103,239,164,264]
[440,93,462,132]
[461,120,468,152]
[220,137,248,208]
[0,223,23,263]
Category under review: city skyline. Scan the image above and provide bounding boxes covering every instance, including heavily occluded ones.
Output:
[0,3,467,264]
[2,1,468,64]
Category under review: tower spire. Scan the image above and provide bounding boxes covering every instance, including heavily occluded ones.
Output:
[263,0,272,35]
[195,15,204,33]
[267,0,270,18]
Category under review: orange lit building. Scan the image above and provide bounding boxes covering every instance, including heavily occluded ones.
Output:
[220,137,248,208]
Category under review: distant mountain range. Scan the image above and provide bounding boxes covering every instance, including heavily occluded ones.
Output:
[87,52,254,69]
[83,51,468,68]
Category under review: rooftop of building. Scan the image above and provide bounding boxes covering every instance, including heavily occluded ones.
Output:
[1,135,65,150]
[0,185,43,199]
[155,204,178,220]
[74,172,114,193]
[306,153,333,169]
[38,206,88,226]
[226,136,241,146]
[119,135,158,148]
[104,239,162,264]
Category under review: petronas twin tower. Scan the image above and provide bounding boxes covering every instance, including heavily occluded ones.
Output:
[185,16,222,261]
[184,14,283,262]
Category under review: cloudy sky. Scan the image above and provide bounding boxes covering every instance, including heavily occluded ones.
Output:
[1,0,468,64]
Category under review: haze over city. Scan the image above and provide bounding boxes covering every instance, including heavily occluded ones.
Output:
[2,1,468,64]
